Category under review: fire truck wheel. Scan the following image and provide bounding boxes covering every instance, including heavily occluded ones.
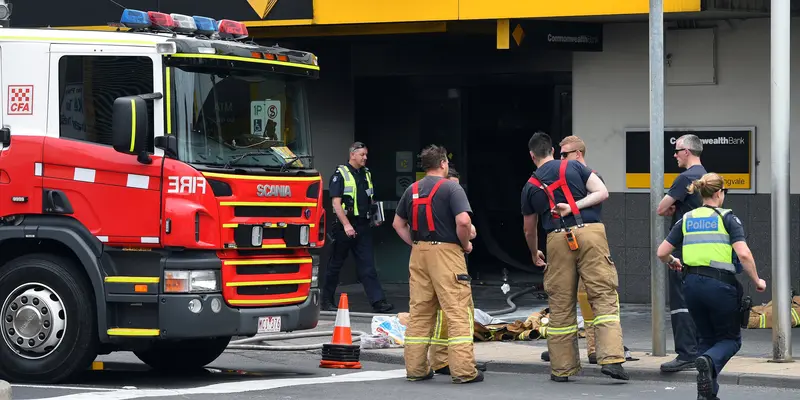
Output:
[134,336,232,371]
[0,253,97,383]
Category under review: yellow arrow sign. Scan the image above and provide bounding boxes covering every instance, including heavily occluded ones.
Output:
[248,0,278,19]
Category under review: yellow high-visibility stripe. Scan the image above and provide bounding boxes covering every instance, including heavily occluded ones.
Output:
[168,53,319,71]
[107,328,160,336]
[105,276,159,284]
[226,279,311,287]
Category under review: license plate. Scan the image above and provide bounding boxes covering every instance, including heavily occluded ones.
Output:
[257,316,281,333]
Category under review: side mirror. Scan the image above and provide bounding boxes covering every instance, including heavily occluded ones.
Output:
[155,135,178,158]
[112,96,150,163]
[0,127,9,147]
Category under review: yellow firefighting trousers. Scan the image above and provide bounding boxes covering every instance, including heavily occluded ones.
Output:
[577,279,596,355]
[404,241,478,383]
[544,223,624,377]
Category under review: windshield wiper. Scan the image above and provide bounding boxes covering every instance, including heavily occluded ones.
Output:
[280,155,315,172]
[224,150,277,169]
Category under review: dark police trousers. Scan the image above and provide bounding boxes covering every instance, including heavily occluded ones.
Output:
[670,249,698,361]
[323,217,385,305]
[683,272,743,396]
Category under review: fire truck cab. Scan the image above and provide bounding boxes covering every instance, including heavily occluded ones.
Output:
[0,10,325,383]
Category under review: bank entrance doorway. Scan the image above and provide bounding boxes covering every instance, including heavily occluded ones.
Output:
[354,72,572,284]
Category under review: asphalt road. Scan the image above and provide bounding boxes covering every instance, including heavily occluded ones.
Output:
[10,349,800,400]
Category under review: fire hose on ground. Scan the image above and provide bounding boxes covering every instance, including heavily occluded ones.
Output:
[224,286,540,351]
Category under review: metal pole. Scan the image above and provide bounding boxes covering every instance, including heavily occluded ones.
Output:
[770,0,792,363]
[649,0,666,357]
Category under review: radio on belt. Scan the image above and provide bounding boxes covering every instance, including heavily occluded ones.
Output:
[370,201,385,227]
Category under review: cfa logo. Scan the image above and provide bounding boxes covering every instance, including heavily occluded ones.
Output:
[257,184,291,197]
[167,176,207,195]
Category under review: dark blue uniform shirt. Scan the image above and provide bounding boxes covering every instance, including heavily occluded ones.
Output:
[520,159,602,233]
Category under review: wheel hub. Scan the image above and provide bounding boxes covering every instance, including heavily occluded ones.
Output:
[2,283,67,360]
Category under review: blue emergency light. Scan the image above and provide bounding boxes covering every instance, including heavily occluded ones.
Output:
[192,16,218,36]
[119,9,151,29]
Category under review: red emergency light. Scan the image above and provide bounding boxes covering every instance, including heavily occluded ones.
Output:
[218,19,248,39]
[147,11,176,29]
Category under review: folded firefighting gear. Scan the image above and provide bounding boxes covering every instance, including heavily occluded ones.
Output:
[746,295,800,329]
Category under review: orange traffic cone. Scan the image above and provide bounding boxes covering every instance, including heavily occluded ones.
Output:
[320,293,362,369]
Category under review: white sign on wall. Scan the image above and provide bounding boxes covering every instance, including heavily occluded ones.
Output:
[250,100,282,141]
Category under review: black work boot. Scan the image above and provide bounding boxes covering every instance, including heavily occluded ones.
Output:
[695,355,715,399]
[434,362,487,375]
[320,296,336,311]
[407,369,434,382]
[601,362,630,380]
[372,299,394,313]
[455,370,484,384]
[661,356,696,372]
[588,353,597,364]
[550,374,568,382]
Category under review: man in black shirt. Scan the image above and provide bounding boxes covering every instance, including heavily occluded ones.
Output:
[392,145,483,384]
[323,142,393,313]
[656,134,707,372]
[521,131,628,382]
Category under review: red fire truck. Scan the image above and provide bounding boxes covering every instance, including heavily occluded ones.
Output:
[0,9,325,383]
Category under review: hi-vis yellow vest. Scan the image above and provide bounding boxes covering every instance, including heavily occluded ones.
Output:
[681,206,735,272]
[337,165,373,216]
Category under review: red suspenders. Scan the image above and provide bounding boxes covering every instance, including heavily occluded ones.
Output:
[526,160,584,226]
[411,179,446,237]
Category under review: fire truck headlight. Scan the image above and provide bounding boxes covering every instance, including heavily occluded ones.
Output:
[251,226,263,247]
[164,270,219,293]
[299,225,310,246]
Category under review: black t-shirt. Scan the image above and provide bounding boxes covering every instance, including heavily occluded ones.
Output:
[396,175,473,244]
[520,159,601,232]
[668,164,707,226]
[587,166,604,216]
[329,163,371,218]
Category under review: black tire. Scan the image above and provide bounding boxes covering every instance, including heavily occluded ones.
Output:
[0,253,98,383]
[134,336,231,371]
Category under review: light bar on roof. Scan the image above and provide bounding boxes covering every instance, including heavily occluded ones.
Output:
[170,13,197,33]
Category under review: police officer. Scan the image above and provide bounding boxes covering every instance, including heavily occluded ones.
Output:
[322,141,394,313]
[656,134,707,372]
[521,131,628,382]
[392,144,483,384]
[656,172,766,400]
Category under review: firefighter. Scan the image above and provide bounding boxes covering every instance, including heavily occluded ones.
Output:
[521,131,628,382]
[323,141,394,313]
[656,172,766,400]
[540,135,629,365]
[392,145,484,384]
[428,167,486,377]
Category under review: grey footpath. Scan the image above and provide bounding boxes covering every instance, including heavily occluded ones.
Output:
[0,380,9,400]
[358,349,800,390]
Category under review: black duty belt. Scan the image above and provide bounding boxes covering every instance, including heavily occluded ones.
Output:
[684,266,738,287]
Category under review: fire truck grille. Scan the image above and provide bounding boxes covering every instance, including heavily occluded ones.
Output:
[234,206,303,218]
[235,265,300,275]
[236,285,299,296]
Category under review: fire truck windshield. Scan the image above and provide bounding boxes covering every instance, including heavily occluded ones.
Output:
[170,65,313,170]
